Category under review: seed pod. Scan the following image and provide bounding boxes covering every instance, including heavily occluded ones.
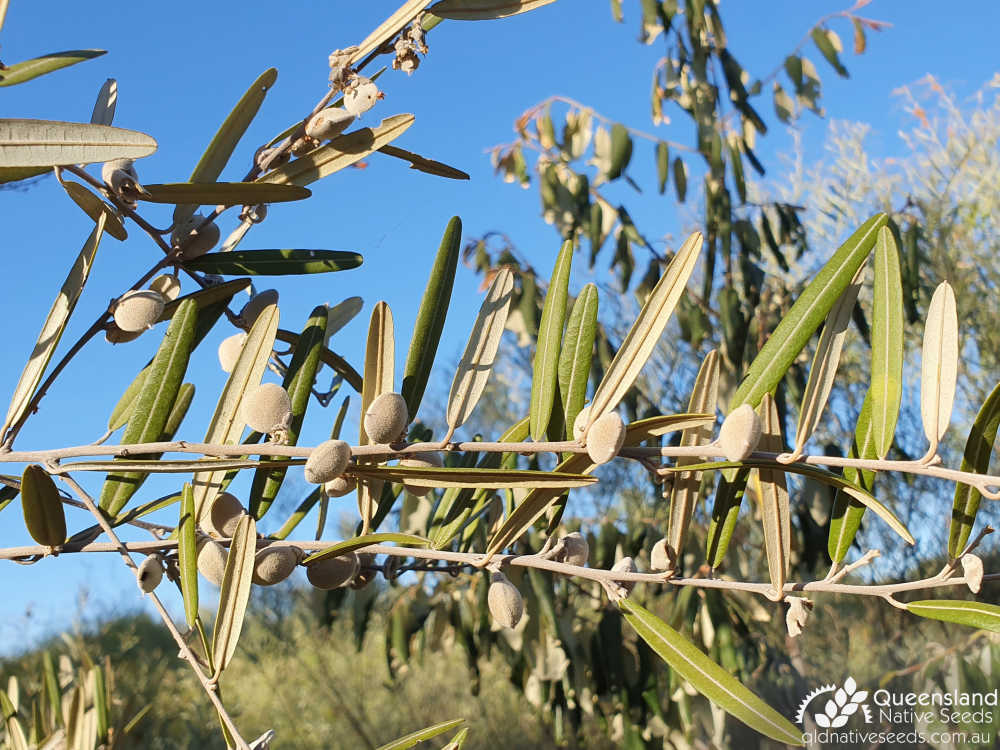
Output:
[559,531,589,567]
[196,537,228,586]
[252,546,301,586]
[242,383,293,435]
[650,538,672,572]
[148,274,181,301]
[304,108,356,141]
[572,405,592,441]
[290,135,320,155]
[21,464,66,547]
[105,324,143,344]
[203,492,245,539]
[611,556,638,594]
[344,76,380,116]
[101,158,144,206]
[218,332,247,373]
[304,439,352,484]
[717,404,762,462]
[171,213,220,259]
[113,289,164,333]
[785,597,812,638]
[324,475,356,498]
[961,553,984,594]
[364,392,408,444]
[305,553,359,589]
[136,553,164,592]
[239,289,279,330]
[399,451,443,498]
[349,552,377,589]
[487,572,524,629]
[586,412,625,465]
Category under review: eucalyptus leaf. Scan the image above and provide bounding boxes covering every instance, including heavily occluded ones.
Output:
[906,600,1000,633]
[0,119,156,167]
[558,283,598,436]
[0,50,105,87]
[530,240,572,440]
[870,226,903,459]
[178,483,199,628]
[183,249,362,276]
[211,513,257,677]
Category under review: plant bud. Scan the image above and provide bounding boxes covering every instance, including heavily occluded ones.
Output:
[242,383,293,436]
[203,492,244,539]
[113,289,164,333]
[559,531,589,567]
[717,404,762,462]
[218,332,247,373]
[349,552,377,589]
[239,289,279,330]
[572,405,592,441]
[364,392,408,444]
[305,108,356,140]
[136,553,164,592]
[171,213,220,259]
[324,475,356,498]
[343,76,380,116]
[197,537,228,586]
[586,412,625,465]
[488,572,524,629]
[305,553,359,590]
[399,451,443,497]
[304,439,352,484]
[148,274,181,301]
[252,546,301,586]
[612,556,638,593]
[650,538,673,572]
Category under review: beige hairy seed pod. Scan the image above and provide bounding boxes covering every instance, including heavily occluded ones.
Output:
[196,538,228,587]
[218,332,247,373]
[559,531,589,567]
[487,572,524,629]
[364,392,408,444]
[204,492,244,539]
[171,213,220,259]
[612,556,638,593]
[572,405,592,441]
[324,475,356,498]
[586,412,626,465]
[136,553,164,593]
[113,289,164,333]
[306,553,359,590]
[239,289,279,330]
[399,451,443,498]
[242,383,292,435]
[148,274,181,301]
[717,404,762,462]
[304,439,352,484]
[101,158,143,206]
[252,546,301,586]
[305,108,356,140]
[290,136,319,155]
[344,76,380,116]
[650,538,672,572]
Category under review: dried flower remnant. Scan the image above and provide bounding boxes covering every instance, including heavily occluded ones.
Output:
[306,552,359,589]
[364,392,408,444]
[717,403,762,462]
[113,289,164,333]
[392,22,428,75]
[242,383,293,437]
[961,553,984,594]
[487,571,524,629]
[304,439,352,484]
[328,46,359,90]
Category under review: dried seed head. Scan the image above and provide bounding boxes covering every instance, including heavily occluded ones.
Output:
[252,546,301,586]
[304,439,352,484]
[324,475,356,498]
[197,537,228,587]
[392,38,421,75]
[105,324,143,344]
[785,597,812,638]
[364,392,408,444]
[290,135,320,156]
[113,289,164,333]
[218,332,247,373]
[586,412,626,465]
[349,552,377,590]
[239,289,279,330]
[306,553,359,589]
[650,538,673,572]
[136,553,164,593]
[203,492,245,539]
[304,108,356,141]
[171,213,220,259]
[242,383,292,436]
[149,274,181,301]
[399,451,443,498]
[488,572,524,629]
[717,404,762,462]
[559,531,589,567]
[611,556,638,593]
[572,405,592,441]
[343,76,380,116]
[327,46,359,89]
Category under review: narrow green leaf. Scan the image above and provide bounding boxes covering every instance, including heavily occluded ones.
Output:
[276,327,362,393]
[158,279,252,323]
[211,514,257,677]
[143,182,309,205]
[377,145,470,180]
[624,412,715,445]
[42,652,60,728]
[0,50,105,87]
[442,727,469,750]
[920,281,958,458]
[754,394,788,596]
[870,226,903,459]
[530,240,573,440]
[3,216,105,438]
[90,78,117,126]
[906,600,1000,633]
[326,297,364,342]
[619,599,803,745]
[374,718,466,750]
[0,165,48,184]
[655,141,669,194]
[60,180,127,240]
[558,283,598,437]
[183,249,362,276]
[402,216,461,419]
[672,156,687,202]
[358,302,395,530]
[21,465,66,546]
[949,381,1000,557]
[0,1,8,34]
[811,27,849,77]
[0,119,156,167]
[606,122,632,180]
[0,484,18,514]
[178,483,199,628]
[428,0,555,18]
[353,465,597,489]
[705,468,750,569]
[272,486,322,541]
[0,689,28,750]
[828,390,877,563]
[91,666,108,743]
[304,533,430,566]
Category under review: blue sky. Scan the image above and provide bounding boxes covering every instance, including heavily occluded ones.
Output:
[1,0,998,652]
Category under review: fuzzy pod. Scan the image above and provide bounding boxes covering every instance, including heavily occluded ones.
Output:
[487,572,524,629]
[305,553,359,590]
[252,546,301,586]
[717,403,762,462]
[324,475,356,498]
[101,158,142,204]
[364,392,408,444]
[343,77,379,116]
[399,451,443,498]
[149,274,182,301]
[171,213,220,259]
[203,492,245,538]
[239,289,279,330]
[304,108,356,141]
[650,538,672,572]
[218,332,247,373]
[559,531,589,567]
[136,553,164,592]
[304,439,352,484]
[585,412,625,465]
[349,552,378,590]
[196,537,228,586]
[572,405,592,441]
[611,556,638,594]
[242,383,292,435]
[113,289,165,333]
[290,136,320,155]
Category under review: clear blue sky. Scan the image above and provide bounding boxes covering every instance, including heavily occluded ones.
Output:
[1,0,998,653]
